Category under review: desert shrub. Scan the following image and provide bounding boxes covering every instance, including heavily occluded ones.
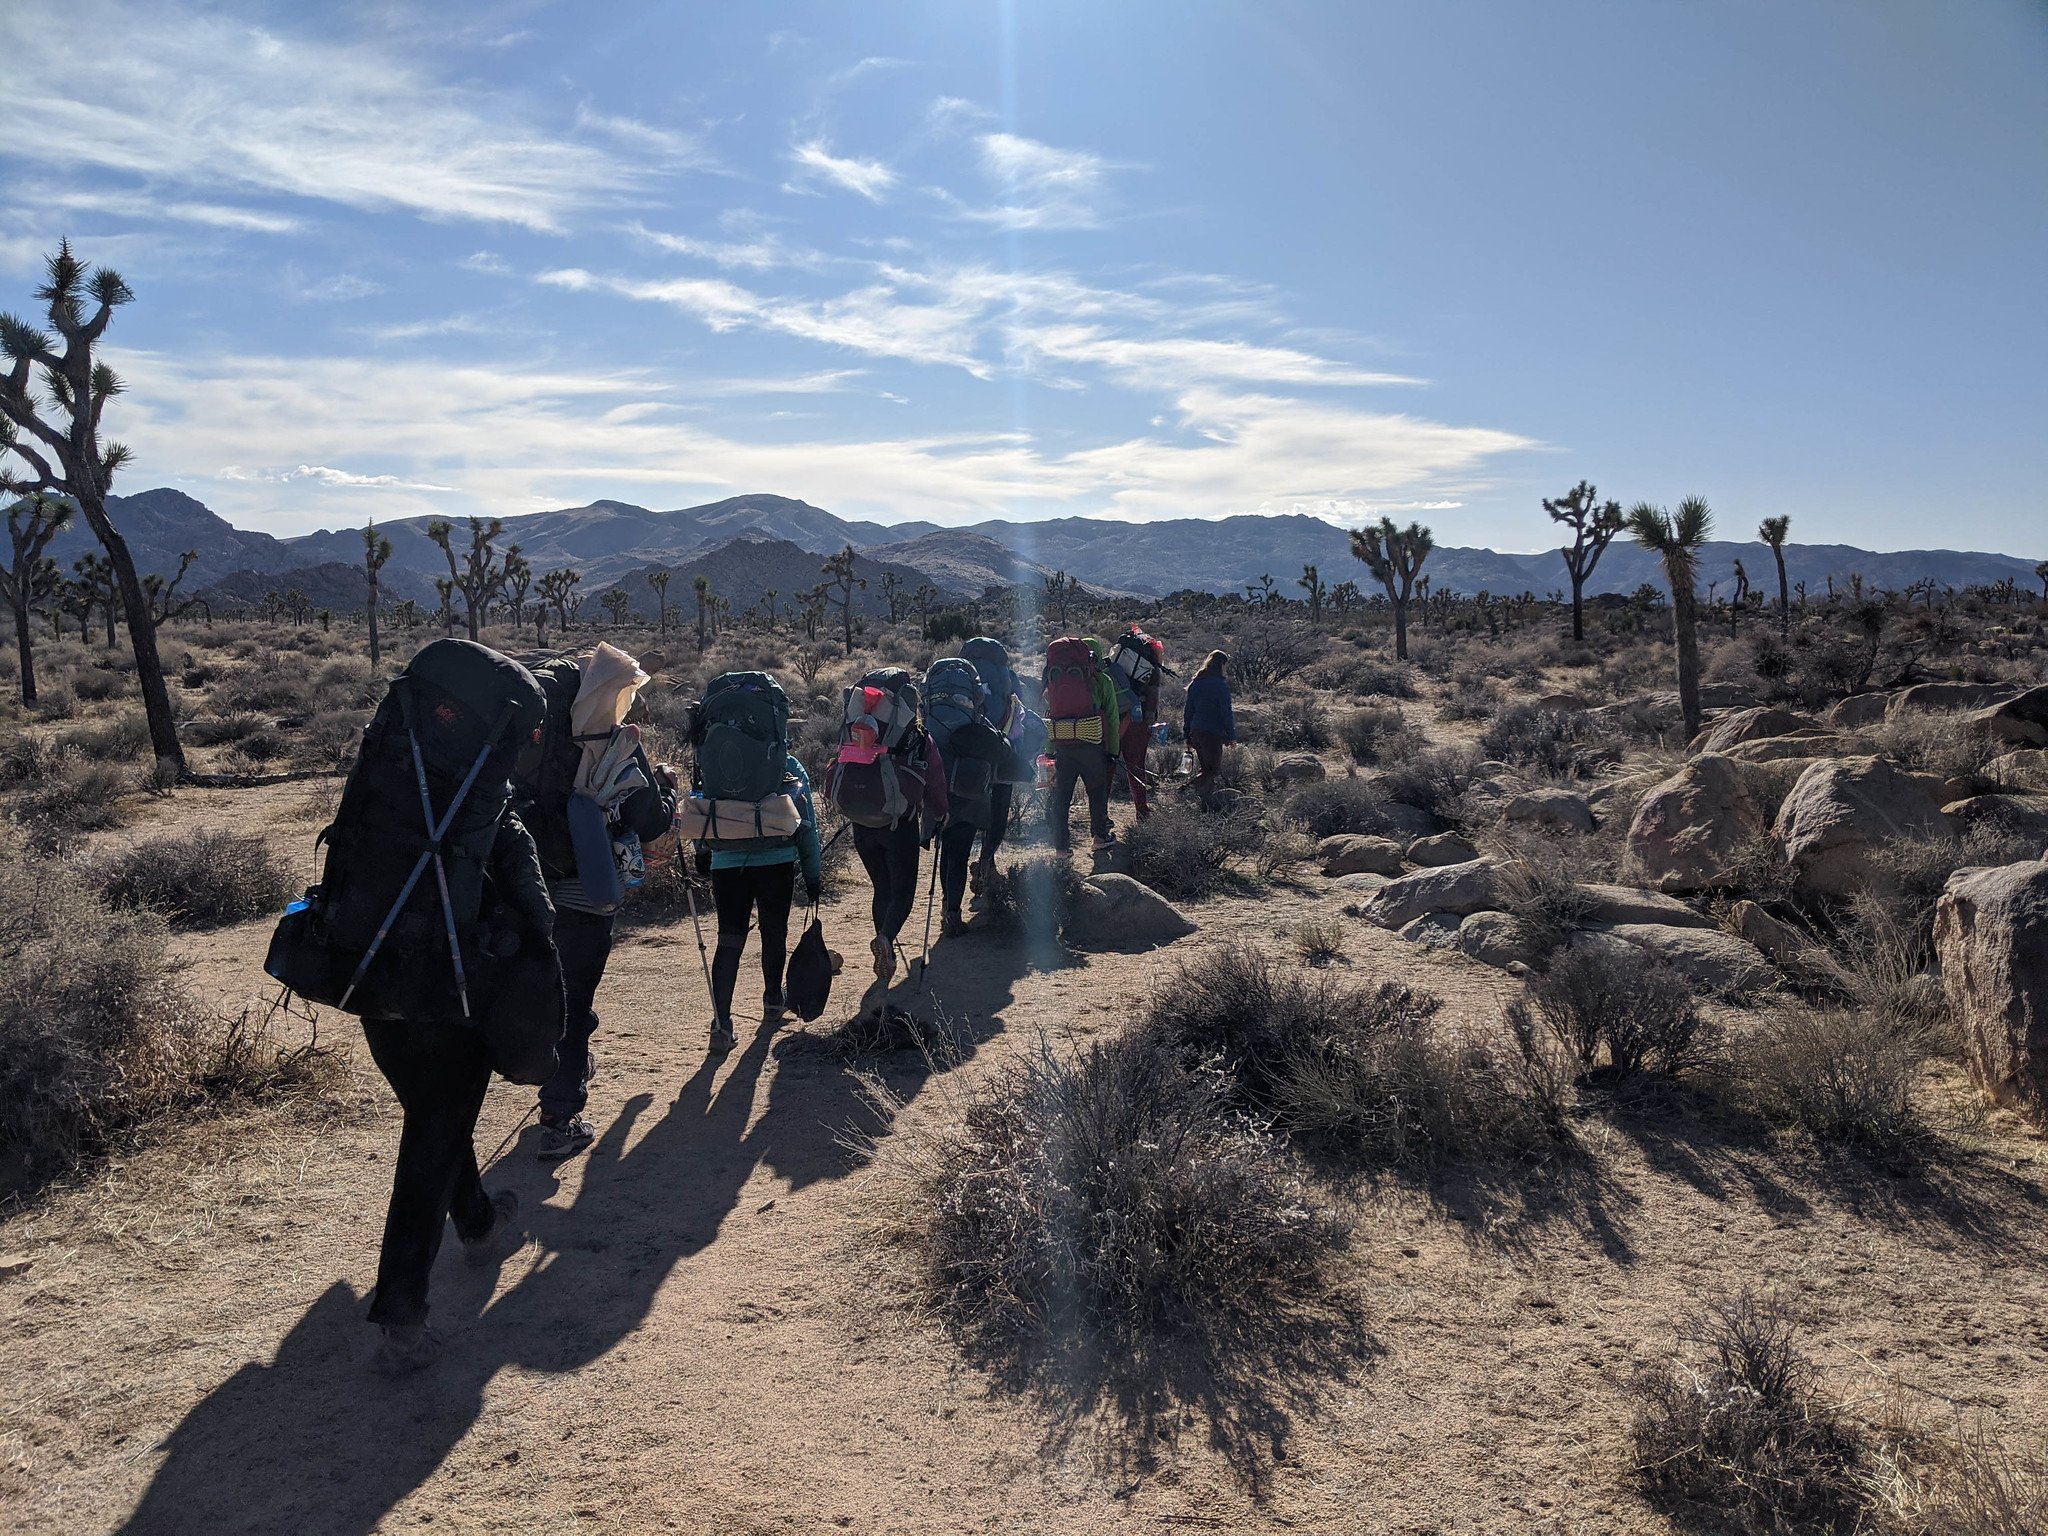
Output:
[1860,710,2004,785]
[1530,943,1709,1077]
[1310,655,1417,699]
[230,727,291,765]
[1226,620,1323,692]
[0,729,63,785]
[1213,741,1277,792]
[72,667,125,702]
[12,757,133,838]
[1141,944,1569,1169]
[211,656,314,714]
[1479,704,1618,779]
[1339,704,1423,766]
[56,707,151,761]
[1490,857,1601,966]
[1262,695,1331,751]
[1436,674,1505,722]
[1381,744,1484,820]
[33,684,75,720]
[1630,1292,1864,1533]
[1746,1008,1928,1164]
[1718,832,1804,907]
[1865,1422,2048,1536]
[1256,828,1317,881]
[96,828,294,929]
[1284,775,1391,838]
[895,1033,1346,1357]
[185,711,266,747]
[980,852,1087,934]
[1124,800,1263,899]
[1293,914,1346,966]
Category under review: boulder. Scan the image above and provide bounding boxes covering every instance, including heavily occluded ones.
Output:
[1398,912,1464,948]
[1885,681,2018,720]
[1068,874,1197,949]
[1332,871,1393,897]
[1934,860,2048,1116]
[1601,922,1774,996]
[1379,802,1447,840]
[1577,883,1714,929]
[1319,833,1406,877]
[1689,706,1819,756]
[1536,692,1588,712]
[1985,748,2048,787]
[1960,685,2048,750]
[1272,754,1328,785]
[1406,831,1479,867]
[1723,733,1852,763]
[1455,910,1536,968]
[1942,793,2048,846]
[1625,753,1770,894]
[1362,858,1502,929]
[1726,899,1812,963]
[1501,788,1596,834]
[1773,755,1951,897]
[1825,692,1894,730]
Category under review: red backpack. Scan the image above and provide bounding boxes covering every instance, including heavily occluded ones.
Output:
[1043,637,1103,745]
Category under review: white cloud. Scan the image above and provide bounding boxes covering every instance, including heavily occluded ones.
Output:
[1008,325,1425,388]
[928,96,996,131]
[460,251,512,275]
[14,184,303,234]
[625,219,826,272]
[0,0,649,232]
[572,105,709,168]
[787,139,898,201]
[288,271,382,303]
[966,132,1114,230]
[219,464,453,492]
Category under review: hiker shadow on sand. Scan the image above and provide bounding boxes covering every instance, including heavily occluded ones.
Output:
[118,1014,823,1536]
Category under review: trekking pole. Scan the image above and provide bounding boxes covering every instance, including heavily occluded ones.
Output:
[915,831,940,989]
[682,869,717,1013]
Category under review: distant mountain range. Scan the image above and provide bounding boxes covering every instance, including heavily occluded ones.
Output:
[29,487,2044,614]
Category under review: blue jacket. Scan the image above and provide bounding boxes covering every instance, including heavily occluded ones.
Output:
[1183,672,1236,741]
[709,756,823,889]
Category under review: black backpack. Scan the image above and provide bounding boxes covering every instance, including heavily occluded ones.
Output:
[265,639,548,1023]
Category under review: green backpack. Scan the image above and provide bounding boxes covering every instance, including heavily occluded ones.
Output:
[691,671,791,803]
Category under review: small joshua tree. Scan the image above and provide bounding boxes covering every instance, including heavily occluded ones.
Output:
[1,490,71,704]
[601,588,631,627]
[1628,497,1713,742]
[1544,480,1624,642]
[362,520,392,666]
[647,567,671,637]
[536,566,581,640]
[1759,515,1792,638]
[1349,516,1433,660]
[500,545,531,637]
[693,572,711,651]
[1298,562,1325,624]
[425,515,505,641]
[880,568,904,623]
[73,551,117,645]
[823,545,865,656]
[1043,569,1078,629]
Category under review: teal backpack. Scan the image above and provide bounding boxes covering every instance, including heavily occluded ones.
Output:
[691,671,790,803]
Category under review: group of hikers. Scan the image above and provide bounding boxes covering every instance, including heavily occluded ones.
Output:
[263,621,1238,1373]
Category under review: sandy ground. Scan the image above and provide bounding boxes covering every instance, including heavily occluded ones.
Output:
[5,782,2048,1535]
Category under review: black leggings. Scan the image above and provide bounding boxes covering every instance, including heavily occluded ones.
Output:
[852,819,922,943]
[939,818,977,914]
[710,862,795,1016]
[980,782,1013,864]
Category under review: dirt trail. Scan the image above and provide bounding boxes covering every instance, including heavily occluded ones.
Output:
[6,786,2048,1534]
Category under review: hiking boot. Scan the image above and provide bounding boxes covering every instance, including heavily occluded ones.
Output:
[762,990,787,1022]
[969,861,992,897]
[370,1323,443,1377]
[871,936,897,987]
[463,1191,525,1266]
[941,909,968,938]
[710,1015,738,1052]
[536,1117,595,1162]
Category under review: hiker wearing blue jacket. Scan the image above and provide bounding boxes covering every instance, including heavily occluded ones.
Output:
[1182,649,1236,805]
[704,754,823,1050]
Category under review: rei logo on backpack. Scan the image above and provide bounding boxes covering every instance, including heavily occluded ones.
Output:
[264,638,547,1022]
[826,667,926,828]
[1043,636,1103,745]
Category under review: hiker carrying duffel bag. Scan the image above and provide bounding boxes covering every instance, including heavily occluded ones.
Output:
[265,638,566,1080]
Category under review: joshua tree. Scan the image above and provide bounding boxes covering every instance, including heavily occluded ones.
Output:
[72,551,117,644]
[1544,480,1625,642]
[425,515,505,640]
[500,546,531,636]
[362,520,392,666]
[285,587,311,627]
[143,551,204,626]
[434,577,457,636]
[761,587,779,629]
[647,567,671,637]
[1730,559,1751,637]
[536,566,581,638]
[0,242,184,774]
[823,544,865,656]
[880,568,904,623]
[1758,515,1792,638]
[797,583,825,644]
[692,572,711,650]
[601,588,631,627]
[1298,563,1325,624]
[60,573,95,639]
[1043,569,1078,628]
[1628,496,1713,741]
[1329,578,1361,616]
[913,582,936,629]
[1349,516,1433,660]
[2033,559,2047,601]
[1,491,70,703]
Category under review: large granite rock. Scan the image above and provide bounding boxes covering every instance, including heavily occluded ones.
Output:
[1068,874,1197,949]
[1941,793,2048,846]
[1577,883,1714,929]
[1884,681,2018,720]
[1690,706,1820,756]
[1362,858,1502,929]
[1501,787,1596,834]
[1825,692,1894,730]
[1723,733,1852,763]
[1455,910,1537,968]
[1934,860,2048,1116]
[1319,833,1407,877]
[1600,922,1774,996]
[1773,755,1951,897]
[1960,685,2048,750]
[1406,831,1479,867]
[1626,753,1770,894]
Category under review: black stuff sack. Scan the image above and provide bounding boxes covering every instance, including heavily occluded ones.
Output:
[786,917,833,1022]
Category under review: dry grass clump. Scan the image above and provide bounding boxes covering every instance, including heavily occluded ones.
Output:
[1744,1007,1929,1166]
[884,1032,1347,1360]
[1860,710,2007,784]
[1380,744,1485,823]
[1629,1291,1865,1534]
[1260,695,1331,751]
[1490,854,1602,965]
[11,754,134,844]
[1436,674,1505,722]
[1479,703,1620,779]
[1283,775,1391,838]
[1338,703,1423,766]
[1309,654,1417,699]
[1528,943,1711,1078]
[1141,943,1571,1171]
[1292,913,1346,966]
[94,827,294,929]
[1124,799,1263,899]
[1865,1420,2048,1536]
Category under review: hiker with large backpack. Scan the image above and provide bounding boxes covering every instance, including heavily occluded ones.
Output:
[263,638,559,1373]
[923,655,1011,936]
[1183,648,1237,805]
[1107,624,1169,820]
[676,671,823,1050]
[960,636,1030,905]
[824,667,948,987]
[1041,635,1121,856]
[514,643,678,1159]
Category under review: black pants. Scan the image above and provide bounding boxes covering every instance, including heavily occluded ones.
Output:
[538,907,614,1124]
[363,1018,495,1329]
[710,861,795,1018]
[938,818,978,915]
[979,782,1013,865]
[852,818,922,943]
[1048,746,1111,851]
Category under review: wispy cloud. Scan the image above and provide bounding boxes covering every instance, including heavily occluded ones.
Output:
[787,139,898,201]
[287,270,382,303]
[0,0,649,232]
[965,132,1115,230]
[572,105,710,168]
[219,463,453,492]
[460,251,512,275]
[625,219,827,272]
[13,184,302,234]
[1008,325,1424,388]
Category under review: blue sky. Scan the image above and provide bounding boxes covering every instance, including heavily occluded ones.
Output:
[2,0,2042,554]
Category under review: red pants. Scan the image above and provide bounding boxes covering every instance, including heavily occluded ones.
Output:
[1119,720,1153,818]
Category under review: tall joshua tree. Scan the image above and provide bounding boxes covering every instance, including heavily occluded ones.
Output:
[1349,516,1433,660]
[425,515,504,640]
[823,544,864,656]
[362,519,392,666]
[693,573,711,651]
[1298,562,1325,624]
[2036,559,2048,602]
[74,551,117,645]
[1628,497,1713,742]
[1,490,71,704]
[1758,515,1792,638]
[1544,480,1625,642]
[0,242,183,774]
[647,567,671,637]
[500,545,530,636]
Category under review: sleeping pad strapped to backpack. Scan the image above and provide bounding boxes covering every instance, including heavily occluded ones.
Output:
[922,657,1007,829]
[265,638,550,1027]
[1043,636,1103,746]
[826,667,926,828]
